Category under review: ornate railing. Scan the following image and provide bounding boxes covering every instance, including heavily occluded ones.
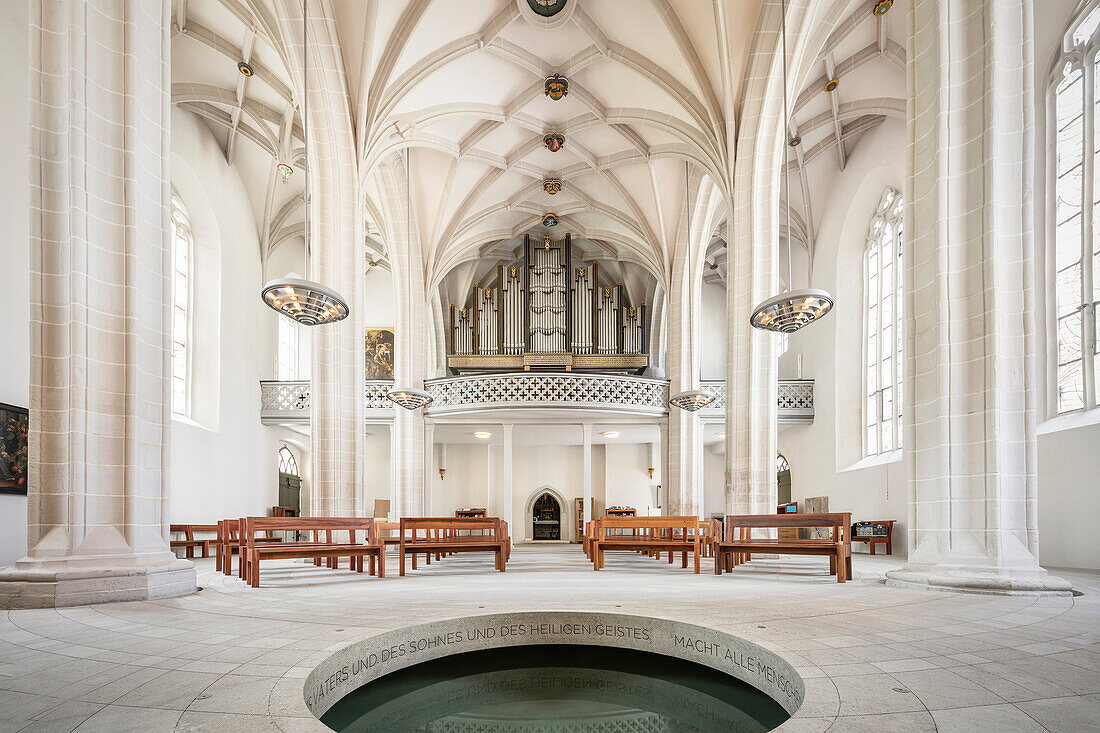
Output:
[699,378,813,424]
[259,376,813,423]
[260,380,395,422]
[425,372,668,416]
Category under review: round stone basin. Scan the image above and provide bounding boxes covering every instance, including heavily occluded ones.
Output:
[305,612,802,732]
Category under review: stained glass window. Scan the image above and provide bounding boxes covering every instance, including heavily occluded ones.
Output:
[864,188,904,456]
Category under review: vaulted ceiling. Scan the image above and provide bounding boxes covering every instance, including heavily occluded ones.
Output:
[168,0,906,294]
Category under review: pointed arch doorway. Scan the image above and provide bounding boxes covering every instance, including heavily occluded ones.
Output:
[524,487,568,541]
[532,493,561,540]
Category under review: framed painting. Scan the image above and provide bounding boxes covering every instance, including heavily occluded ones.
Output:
[0,402,29,496]
[365,327,395,380]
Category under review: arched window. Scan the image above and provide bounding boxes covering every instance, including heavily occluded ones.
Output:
[776,454,790,473]
[170,193,193,416]
[864,187,904,456]
[278,445,298,476]
[1049,8,1100,414]
[277,315,298,380]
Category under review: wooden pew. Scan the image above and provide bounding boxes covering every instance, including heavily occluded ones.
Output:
[169,525,208,559]
[589,516,705,573]
[399,517,509,575]
[714,512,852,583]
[216,518,285,575]
[241,516,385,588]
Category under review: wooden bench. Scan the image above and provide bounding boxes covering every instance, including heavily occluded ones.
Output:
[217,519,284,575]
[241,517,385,588]
[851,519,895,555]
[588,516,705,573]
[170,524,218,559]
[399,517,510,575]
[714,512,852,583]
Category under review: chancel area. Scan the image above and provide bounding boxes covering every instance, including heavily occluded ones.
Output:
[0,0,1099,731]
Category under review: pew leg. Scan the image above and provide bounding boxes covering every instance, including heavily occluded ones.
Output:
[694,550,700,575]
[250,556,259,588]
[829,555,836,576]
[378,548,386,578]
[682,550,687,569]
[869,540,876,556]
[399,546,405,577]
[845,555,852,582]
[885,538,891,555]
[412,552,418,570]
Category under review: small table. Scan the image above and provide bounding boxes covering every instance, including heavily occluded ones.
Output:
[852,520,895,555]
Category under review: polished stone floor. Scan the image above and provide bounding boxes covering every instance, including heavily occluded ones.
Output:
[1,544,1097,732]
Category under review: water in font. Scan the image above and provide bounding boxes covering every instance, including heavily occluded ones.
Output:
[321,644,790,732]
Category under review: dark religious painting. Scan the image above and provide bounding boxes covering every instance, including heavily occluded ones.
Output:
[527,0,567,17]
[0,403,28,495]
[365,328,395,380]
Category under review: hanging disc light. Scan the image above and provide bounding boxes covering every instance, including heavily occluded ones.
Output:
[669,390,716,412]
[260,0,349,326]
[750,0,834,334]
[387,388,433,410]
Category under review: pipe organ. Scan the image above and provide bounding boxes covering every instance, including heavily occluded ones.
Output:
[447,233,648,373]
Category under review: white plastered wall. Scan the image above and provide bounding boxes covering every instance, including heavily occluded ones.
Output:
[778,120,910,556]
[0,0,30,566]
[167,108,287,524]
[1033,0,1100,570]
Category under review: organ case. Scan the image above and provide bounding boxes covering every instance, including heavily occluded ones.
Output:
[447,233,648,373]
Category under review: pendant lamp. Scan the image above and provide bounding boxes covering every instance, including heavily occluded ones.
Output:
[750,0,833,334]
[261,0,349,326]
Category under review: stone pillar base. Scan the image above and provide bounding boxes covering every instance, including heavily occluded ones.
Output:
[0,553,197,609]
[886,563,1073,596]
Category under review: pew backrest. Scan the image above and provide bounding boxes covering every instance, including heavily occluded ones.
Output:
[722,512,851,542]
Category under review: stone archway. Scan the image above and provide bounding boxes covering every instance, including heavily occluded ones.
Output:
[523,486,570,542]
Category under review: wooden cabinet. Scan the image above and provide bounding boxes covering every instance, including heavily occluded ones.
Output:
[573,498,601,542]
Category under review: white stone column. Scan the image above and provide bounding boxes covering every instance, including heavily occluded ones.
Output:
[666,168,724,517]
[379,155,429,519]
[424,423,435,516]
[273,2,366,518]
[581,424,593,523]
[885,0,1069,594]
[501,424,514,533]
[658,422,669,515]
[0,0,195,608]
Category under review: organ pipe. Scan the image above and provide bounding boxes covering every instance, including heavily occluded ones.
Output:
[447,234,645,366]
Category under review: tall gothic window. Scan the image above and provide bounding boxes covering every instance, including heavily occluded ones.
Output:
[170,194,193,416]
[278,445,298,475]
[1050,9,1100,414]
[864,188,904,456]
[277,314,298,380]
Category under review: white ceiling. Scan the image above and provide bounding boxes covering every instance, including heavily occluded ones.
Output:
[169,0,905,292]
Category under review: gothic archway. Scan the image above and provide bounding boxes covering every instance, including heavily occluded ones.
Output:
[532,492,561,540]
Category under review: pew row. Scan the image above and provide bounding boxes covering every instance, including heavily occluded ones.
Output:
[588,516,707,573]
[240,517,385,588]
[399,517,510,575]
[714,512,853,583]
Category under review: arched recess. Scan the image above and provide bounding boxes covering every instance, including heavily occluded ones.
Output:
[522,486,570,543]
[169,145,222,431]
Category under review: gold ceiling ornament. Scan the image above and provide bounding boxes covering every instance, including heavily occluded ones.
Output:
[439,468,446,480]
[544,74,569,100]
[647,467,655,479]
[543,232,552,250]
[509,265,518,279]
[542,177,562,195]
[873,0,893,16]
[751,0,834,335]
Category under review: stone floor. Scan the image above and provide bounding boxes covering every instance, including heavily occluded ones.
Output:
[0,544,1097,732]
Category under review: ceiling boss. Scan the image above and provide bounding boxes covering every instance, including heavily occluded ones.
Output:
[544,133,565,153]
[542,178,562,195]
[544,74,569,100]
